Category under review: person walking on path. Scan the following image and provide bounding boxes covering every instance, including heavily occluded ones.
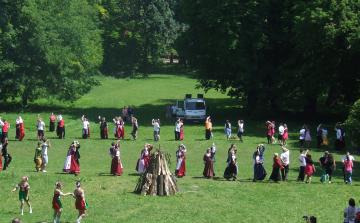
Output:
[11,176,32,215]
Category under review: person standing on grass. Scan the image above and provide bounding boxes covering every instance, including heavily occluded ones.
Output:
[342,151,355,182]
[34,142,42,172]
[171,103,177,121]
[17,117,25,141]
[324,153,336,184]
[2,119,10,142]
[205,116,211,140]
[203,148,214,178]
[253,144,267,182]
[321,125,329,148]
[316,124,323,148]
[175,144,186,177]
[237,120,244,142]
[131,117,138,141]
[280,147,290,181]
[305,125,312,148]
[81,115,89,139]
[136,143,153,174]
[165,104,171,122]
[211,143,216,163]
[63,142,81,176]
[57,115,65,139]
[109,141,123,176]
[224,120,232,140]
[37,114,46,140]
[224,150,237,181]
[283,124,289,146]
[98,116,108,139]
[343,154,353,185]
[40,138,51,172]
[271,121,276,144]
[269,153,283,182]
[1,138,12,170]
[297,149,306,182]
[73,181,88,223]
[319,151,328,183]
[11,176,32,215]
[278,123,284,145]
[304,150,316,184]
[152,119,160,141]
[49,113,56,132]
[175,119,181,141]
[180,120,184,140]
[299,125,306,148]
[113,117,121,139]
[265,121,273,144]
[335,124,342,151]
[128,105,133,120]
[157,119,161,141]
[52,182,73,223]
[344,198,357,223]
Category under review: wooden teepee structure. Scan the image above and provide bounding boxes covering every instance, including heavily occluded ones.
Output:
[134,145,179,196]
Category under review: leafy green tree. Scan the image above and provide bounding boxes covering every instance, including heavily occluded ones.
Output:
[0,0,103,106]
[344,99,360,145]
[100,0,183,77]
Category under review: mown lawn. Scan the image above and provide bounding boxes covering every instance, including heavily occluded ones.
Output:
[0,74,356,223]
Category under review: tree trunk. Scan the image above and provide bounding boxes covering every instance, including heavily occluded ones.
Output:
[303,95,317,118]
[170,53,173,64]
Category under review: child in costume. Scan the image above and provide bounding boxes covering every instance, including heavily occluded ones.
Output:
[11,176,32,215]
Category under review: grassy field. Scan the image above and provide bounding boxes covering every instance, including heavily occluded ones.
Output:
[0,74,357,223]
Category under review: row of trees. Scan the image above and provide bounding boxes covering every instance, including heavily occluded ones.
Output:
[1,0,360,119]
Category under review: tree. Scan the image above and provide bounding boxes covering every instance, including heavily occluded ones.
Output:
[344,99,360,146]
[0,0,103,106]
[100,0,183,77]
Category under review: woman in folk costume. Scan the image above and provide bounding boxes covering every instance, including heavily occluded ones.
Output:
[16,117,25,141]
[119,117,125,139]
[339,126,347,150]
[122,106,128,123]
[175,144,186,177]
[179,120,184,140]
[99,116,108,139]
[224,150,237,181]
[135,143,153,174]
[57,115,65,139]
[253,144,267,181]
[34,142,43,172]
[283,124,289,146]
[211,143,216,163]
[113,117,124,139]
[321,125,329,147]
[11,176,32,215]
[109,141,123,176]
[63,141,81,176]
[269,153,283,182]
[52,182,73,223]
[49,113,56,132]
[73,181,88,223]
[203,148,214,178]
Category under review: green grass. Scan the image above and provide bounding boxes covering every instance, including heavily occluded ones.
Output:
[0,74,357,222]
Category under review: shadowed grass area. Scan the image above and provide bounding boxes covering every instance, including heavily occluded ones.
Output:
[0,74,356,223]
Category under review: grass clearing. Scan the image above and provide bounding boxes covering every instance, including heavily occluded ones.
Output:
[0,74,356,222]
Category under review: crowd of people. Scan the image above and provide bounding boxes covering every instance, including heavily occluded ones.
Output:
[0,110,358,223]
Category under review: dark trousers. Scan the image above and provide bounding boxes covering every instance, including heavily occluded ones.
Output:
[2,153,12,170]
[299,139,304,147]
[59,127,65,138]
[342,165,345,182]
[175,131,180,141]
[281,165,289,181]
[326,168,332,181]
[267,135,271,144]
[335,139,341,151]
[297,166,305,181]
[206,129,211,140]
[49,122,55,132]
[38,130,44,138]
[131,130,137,139]
[2,132,8,142]
[317,136,323,148]
[237,131,243,142]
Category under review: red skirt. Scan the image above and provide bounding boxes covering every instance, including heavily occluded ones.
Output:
[111,157,123,175]
[52,198,61,210]
[180,128,184,140]
[0,156,2,170]
[18,129,25,141]
[87,127,90,138]
[175,159,186,177]
[70,155,80,173]
[75,198,86,210]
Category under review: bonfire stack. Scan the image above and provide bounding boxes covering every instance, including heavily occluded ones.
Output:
[135,146,179,196]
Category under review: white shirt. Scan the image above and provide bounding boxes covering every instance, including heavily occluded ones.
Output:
[175,122,181,132]
[322,129,328,135]
[299,129,306,139]
[299,154,306,167]
[0,120,3,126]
[281,150,290,165]
[41,143,49,156]
[342,155,355,162]
[82,121,89,129]
[279,126,284,135]
[171,106,177,114]
[38,121,45,130]
[153,123,160,131]
[238,123,244,132]
[336,128,342,139]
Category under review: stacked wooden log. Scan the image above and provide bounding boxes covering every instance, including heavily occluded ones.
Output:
[135,146,179,196]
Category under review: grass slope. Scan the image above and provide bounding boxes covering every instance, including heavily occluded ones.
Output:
[0,74,356,223]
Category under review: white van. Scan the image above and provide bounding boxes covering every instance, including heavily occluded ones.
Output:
[176,94,207,122]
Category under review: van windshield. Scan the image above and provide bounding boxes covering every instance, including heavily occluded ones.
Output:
[186,102,205,110]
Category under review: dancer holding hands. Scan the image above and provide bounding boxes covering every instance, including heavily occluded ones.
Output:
[52,182,73,223]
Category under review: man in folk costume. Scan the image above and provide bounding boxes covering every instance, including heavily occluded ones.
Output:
[99,116,108,139]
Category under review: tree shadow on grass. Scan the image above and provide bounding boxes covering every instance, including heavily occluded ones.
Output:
[128,173,141,176]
